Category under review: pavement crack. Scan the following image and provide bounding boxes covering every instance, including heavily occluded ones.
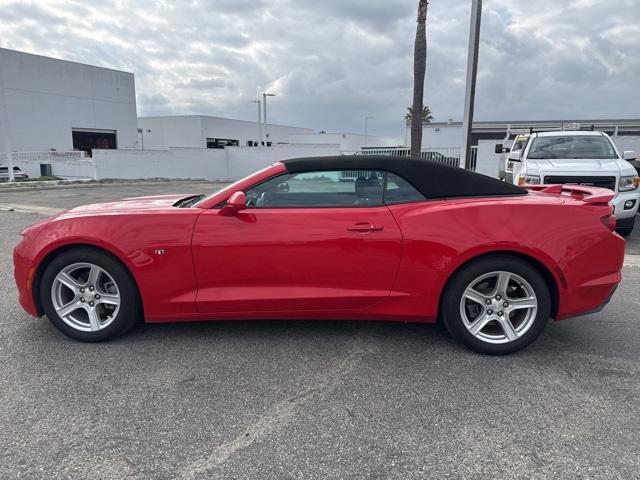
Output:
[0,203,64,215]
[183,332,377,479]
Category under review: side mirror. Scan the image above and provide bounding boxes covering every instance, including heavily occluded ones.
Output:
[624,151,637,161]
[226,191,246,213]
[495,143,503,154]
[508,150,522,162]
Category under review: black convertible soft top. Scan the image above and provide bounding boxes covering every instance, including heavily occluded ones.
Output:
[283,156,527,199]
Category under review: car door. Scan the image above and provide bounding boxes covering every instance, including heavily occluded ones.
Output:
[192,169,403,313]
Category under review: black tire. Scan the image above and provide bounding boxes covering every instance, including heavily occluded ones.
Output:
[442,255,551,355]
[39,247,141,342]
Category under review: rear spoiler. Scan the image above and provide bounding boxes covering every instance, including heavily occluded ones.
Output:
[524,184,615,205]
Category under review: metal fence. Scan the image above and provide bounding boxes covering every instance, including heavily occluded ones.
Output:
[0,150,86,163]
[358,146,478,172]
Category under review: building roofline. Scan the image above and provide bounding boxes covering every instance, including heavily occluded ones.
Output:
[422,118,640,127]
[289,132,381,137]
[138,114,313,131]
[0,47,134,76]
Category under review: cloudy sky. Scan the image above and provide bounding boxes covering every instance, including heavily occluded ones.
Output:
[1,0,639,142]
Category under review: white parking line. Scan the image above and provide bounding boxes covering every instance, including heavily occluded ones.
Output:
[624,254,640,267]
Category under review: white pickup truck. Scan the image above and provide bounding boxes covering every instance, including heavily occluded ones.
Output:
[504,130,640,236]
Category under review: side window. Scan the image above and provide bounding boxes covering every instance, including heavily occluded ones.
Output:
[245,170,384,208]
[384,173,426,204]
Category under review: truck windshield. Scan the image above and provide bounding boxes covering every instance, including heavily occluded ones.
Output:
[527,135,618,160]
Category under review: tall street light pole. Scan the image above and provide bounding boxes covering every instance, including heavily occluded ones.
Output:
[250,100,262,146]
[364,116,374,147]
[263,92,276,146]
[0,66,15,183]
[461,0,482,170]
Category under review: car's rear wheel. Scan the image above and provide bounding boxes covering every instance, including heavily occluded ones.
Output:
[442,255,551,355]
[40,247,140,342]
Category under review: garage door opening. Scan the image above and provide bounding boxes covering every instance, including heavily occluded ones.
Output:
[72,130,117,157]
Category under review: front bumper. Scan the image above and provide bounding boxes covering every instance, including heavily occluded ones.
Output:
[13,241,40,317]
[612,190,640,220]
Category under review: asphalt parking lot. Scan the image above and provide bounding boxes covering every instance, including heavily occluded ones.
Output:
[1,182,639,479]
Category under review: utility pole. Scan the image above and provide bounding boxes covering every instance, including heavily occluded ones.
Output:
[250,100,262,145]
[0,63,15,182]
[262,92,276,146]
[461,0,482,170]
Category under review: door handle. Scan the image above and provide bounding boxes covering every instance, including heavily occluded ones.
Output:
[347,223,384,232]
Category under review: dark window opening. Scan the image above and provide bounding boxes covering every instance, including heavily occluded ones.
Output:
[245,170,385,208]
[207,138,239,149]
[243,170,427,208]
[72,130,116,157]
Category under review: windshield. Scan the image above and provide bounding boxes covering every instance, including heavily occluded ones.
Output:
[527,135,618,160]
[192,164,278,207]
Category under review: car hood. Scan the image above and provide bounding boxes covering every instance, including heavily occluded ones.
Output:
[56,194,194,218]
[527,158,623,175]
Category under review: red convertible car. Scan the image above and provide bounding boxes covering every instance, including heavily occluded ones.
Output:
[14,156,624,354]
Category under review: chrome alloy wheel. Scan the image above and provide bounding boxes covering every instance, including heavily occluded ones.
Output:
[50,262,121,332]
[459,271,538,345]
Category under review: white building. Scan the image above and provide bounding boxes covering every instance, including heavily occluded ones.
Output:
[288,132,388,152]
[408,119,640,151]
[0,48,138,155]
[137,115,314,150]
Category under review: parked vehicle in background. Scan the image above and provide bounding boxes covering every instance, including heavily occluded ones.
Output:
[626,155,640,175]
[496,133,530,183]
[14,156,625,355]
[0,166,29,181]
[508,131,640,236]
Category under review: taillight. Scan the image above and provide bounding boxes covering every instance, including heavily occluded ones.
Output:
[601,214,616,231]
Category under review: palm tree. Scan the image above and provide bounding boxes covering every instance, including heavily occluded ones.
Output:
[405,105,433,123]
[410,0,429,158]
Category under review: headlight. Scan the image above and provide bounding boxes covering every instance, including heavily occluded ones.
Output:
[518,174,541,186]
[619,176,640,192]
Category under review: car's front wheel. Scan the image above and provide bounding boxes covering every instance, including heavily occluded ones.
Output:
[40,247,141,342]
[442,255,551,355]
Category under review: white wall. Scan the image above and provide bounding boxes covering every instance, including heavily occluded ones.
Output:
[613,135,640,154]
[93,144,340,181]
[475,141,502,178]
[0,48,138,152]
[288,133,385,151]
[202,116,313,146]
[404,124,463,148]
[226,144,341,179]
[94,148,227,180]
[137,115,314,150]
[1,151,96,179]
[137,117,204,150]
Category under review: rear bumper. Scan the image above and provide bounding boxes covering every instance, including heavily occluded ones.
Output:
[556,232,625,320]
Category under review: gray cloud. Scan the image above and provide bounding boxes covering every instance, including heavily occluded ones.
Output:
[0,0,638,143]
